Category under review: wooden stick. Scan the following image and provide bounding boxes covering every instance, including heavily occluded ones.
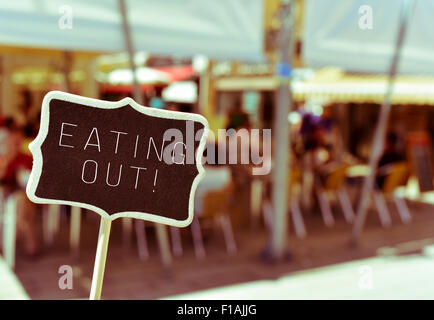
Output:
[89,217,112,300]
[351,0,415,242]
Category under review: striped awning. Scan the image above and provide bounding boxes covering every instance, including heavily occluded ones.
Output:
[215,70,434,105]
[292,72,434,105]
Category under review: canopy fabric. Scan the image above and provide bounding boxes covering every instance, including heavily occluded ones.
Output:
[0,0,264,61]
[292,71,434,105]
[214,70,434,105]
[292,78,434,105]
[303,0,434,75]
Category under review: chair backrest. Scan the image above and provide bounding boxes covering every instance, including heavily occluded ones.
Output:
[202,182,233,219]
[287,169,302,197]
[323,164,349,191]
[382,162,409,194]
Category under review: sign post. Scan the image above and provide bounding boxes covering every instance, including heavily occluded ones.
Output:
[26,91,209,299]
[89,218,112,300]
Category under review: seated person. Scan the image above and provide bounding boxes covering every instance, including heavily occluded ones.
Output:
[376,132,405,189]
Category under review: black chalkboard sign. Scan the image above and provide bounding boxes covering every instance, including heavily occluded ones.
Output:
[26,91,208,227]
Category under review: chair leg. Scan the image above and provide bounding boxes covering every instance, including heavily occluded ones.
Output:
[122,218,133,250]
[262,200,273,231]
[290,199,307,238]
[250,179,263,228]
[316,189,335,227]
[3,195,17,270]
[372,191,392,227]
[169,226,183,257]
[0,195,3,243]
[135,220,149,261]
[43,204,59,246]
[191,217,206,260]
[338,187,355,224]
[69,206,81,258]
[154,224,172,271]
[394,197,412,224]
[219,214,237,255]
[42,206,49,246]
[53,205,61,236]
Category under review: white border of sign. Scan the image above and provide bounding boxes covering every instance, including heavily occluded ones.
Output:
[26,91,209,228]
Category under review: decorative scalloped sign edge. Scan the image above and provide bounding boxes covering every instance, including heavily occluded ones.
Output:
[26,91,209,227]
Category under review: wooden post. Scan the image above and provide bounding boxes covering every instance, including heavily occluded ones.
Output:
[269,0,294,261]
[89,217,112,300]
[1,55,13,117]
[351,0,415,243]
[61,51,72,92]
[198,60,215,118]
[118,0,172,268]
[118,0,143,105]
[82,59,99,99]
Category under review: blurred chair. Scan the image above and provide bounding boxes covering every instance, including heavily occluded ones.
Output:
[261,169,306,239]
[170,166,236,260]
[288,169,307,238]
[250,178,263,228]
[1,192,18,269]
[373,162,412,227]
[315,163,355,227]
[69,206,81,258]
[42,204,61,246]
[134,220,149,261]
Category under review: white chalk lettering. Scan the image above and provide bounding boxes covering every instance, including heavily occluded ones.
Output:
[133,134,139,158]
[106,162,122,187]
[84,127,101,152]
[110,130,127,154]
[59,122,77,148]
[81,160,98,184]
[147,137,166,162]
[130,166,147,189]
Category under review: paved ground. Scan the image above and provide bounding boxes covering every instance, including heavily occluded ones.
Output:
[0,257,29,300]
[5,199,434,300]
[166,252,434,300]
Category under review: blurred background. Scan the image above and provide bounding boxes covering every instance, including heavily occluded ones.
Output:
[0,0,434,299]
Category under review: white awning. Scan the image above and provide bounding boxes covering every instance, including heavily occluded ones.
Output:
[162,81,198,103]
[303,0,434,75]
[0,0,264,61]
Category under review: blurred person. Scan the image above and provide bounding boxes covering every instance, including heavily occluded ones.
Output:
[15,89,38,128]
[376,132,406,189]
[0,117,39,256]
[226,102,250,131]
[299,111,325,210]
[148,86,165,109]
[320,104,344,161]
